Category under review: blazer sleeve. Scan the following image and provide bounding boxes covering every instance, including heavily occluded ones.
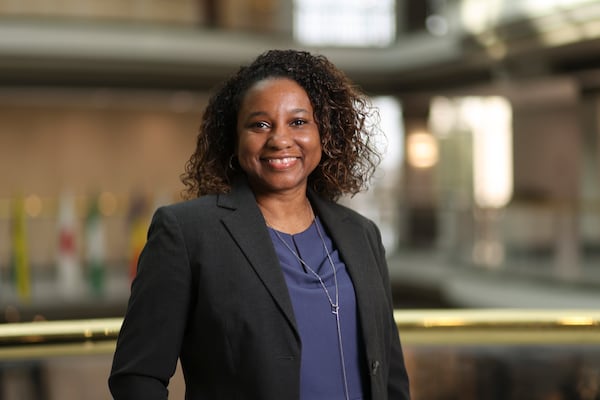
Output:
[370,220,411,399]
[109,206,192,400]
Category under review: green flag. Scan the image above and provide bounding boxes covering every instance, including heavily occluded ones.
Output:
[85,194,105,296]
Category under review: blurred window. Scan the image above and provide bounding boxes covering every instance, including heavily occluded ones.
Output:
[293,0,395,46]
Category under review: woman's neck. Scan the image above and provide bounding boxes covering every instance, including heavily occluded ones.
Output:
[256,192,314,235]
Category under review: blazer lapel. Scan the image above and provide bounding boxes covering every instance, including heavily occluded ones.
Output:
[309,193,381,357]
[218,180,299,338]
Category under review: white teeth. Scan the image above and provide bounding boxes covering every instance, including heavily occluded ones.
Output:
[268,157,296,165]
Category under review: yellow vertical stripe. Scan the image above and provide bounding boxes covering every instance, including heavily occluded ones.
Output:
[12,196,30,302]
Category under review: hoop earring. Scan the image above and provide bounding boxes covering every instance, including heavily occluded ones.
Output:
[228,154,237,171]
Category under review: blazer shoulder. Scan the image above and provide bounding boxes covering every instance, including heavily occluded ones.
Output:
[165,194,217,212]
[154,195,222,226]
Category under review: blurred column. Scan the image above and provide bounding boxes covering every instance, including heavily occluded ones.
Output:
[579,91,600,272]
[510,78,582,279]
[467,96,513,269]
[428,95,513,267]
[402,98,439,249]
[428,96,475,265]
[203,0,220,27]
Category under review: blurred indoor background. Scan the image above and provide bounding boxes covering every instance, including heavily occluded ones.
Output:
[0,0,599,399]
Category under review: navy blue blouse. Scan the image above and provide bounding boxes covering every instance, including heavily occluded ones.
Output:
[268,217,366,400]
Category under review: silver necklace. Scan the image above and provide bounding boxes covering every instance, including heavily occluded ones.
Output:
[268,214,350,400]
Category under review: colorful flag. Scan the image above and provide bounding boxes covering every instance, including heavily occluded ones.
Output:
[10,195,30,302]
[85,194,105,296]
[56,192,82,298]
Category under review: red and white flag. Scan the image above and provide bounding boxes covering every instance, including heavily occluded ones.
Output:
[56,192,82,298]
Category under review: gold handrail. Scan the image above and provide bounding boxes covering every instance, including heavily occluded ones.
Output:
[395,309,600,345]
[0,309,599,360]
[0,318,122,360]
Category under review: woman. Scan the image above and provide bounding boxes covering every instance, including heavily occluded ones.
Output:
[109,49,410,400]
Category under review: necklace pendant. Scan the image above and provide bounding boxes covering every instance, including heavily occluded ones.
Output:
[331,305,339,315]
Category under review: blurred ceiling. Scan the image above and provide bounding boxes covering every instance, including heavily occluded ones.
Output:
[1,1,600,95]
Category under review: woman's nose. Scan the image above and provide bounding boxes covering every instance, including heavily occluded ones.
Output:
[267,125,293,148]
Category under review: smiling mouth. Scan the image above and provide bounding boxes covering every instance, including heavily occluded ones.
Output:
[264,157,299,168]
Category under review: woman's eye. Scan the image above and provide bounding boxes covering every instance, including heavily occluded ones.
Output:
[252,121,269,129]
[291,119,307,126]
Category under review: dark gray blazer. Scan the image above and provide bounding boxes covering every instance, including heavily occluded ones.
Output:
[109,178,410,399]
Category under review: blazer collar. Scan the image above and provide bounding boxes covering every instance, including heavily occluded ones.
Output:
[217,178,299,338]
[309,192,381,357]
[217,178,380,351]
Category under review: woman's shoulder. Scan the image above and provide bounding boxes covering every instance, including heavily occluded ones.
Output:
[153,194,221,224]
[162,194,215,211]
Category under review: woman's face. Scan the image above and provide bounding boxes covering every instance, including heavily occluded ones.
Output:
[236,77,322,197]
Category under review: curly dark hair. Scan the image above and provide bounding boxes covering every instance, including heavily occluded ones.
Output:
[181,49,382,201]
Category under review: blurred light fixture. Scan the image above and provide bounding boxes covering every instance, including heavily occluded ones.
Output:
[462,0,595,50]
[406,131,439,169]
[426,14,449,36]
[24,194,42,217]
[429,96,456,138]
[460,97,513,208]
[461,0,502,34]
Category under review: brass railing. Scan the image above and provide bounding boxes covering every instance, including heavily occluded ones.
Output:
[0,309,599,360]
[395,309,600,345]
[0,318,122,360]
